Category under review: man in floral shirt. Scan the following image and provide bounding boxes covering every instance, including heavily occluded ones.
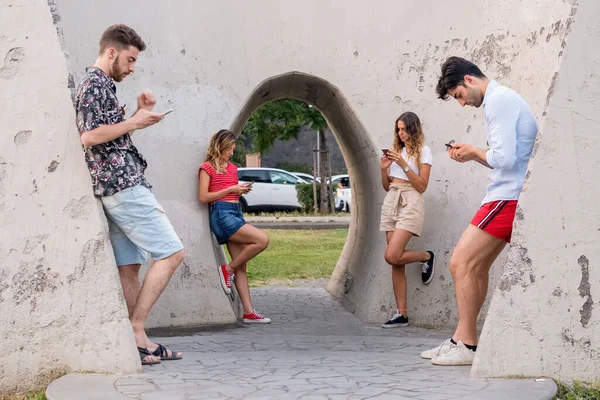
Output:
[75,24,184,365]
[75,63,151,196]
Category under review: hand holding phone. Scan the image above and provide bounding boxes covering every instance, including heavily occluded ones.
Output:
[233,183,252,195]
[131,109,164,129]
[380,149,393,170]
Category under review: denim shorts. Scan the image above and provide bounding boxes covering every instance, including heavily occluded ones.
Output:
[209,201,246,245]
[101,185,184,266]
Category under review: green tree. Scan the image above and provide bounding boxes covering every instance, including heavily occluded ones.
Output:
[244,99,328,154]
[231,131,251,166]
[243,99,333,213]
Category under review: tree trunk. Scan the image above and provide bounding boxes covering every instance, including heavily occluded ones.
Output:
[327,149,336,213]
[312,147,318,215]
[318,130,328,214]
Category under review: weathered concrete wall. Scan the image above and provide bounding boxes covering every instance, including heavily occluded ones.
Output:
[0,0,587,390]
[46,0,240,329]
[0,0,140,393]
[473,0,600,382]
[47,0,575,329]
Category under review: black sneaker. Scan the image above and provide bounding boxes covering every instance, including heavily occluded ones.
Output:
[421,251,435,285]
[381,312,409,328]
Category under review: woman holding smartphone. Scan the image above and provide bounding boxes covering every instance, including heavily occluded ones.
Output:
[379,112,435,328]
[198,129,271,323]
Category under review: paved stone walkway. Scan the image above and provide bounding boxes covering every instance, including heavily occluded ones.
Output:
[47,280,556,400]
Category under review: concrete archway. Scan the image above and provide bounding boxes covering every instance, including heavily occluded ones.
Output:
[228,71,391,322]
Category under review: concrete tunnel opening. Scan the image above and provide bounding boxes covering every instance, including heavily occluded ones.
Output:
[221,71,383,315]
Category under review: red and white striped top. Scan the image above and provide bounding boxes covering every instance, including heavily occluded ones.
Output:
[199,161,240,203]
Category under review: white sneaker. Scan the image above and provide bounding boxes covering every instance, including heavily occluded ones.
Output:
[421,338,453,359]
[431,340,475,366]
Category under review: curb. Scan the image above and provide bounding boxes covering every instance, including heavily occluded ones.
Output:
[249,221,349,230]
[46,374,129,400]
[245,216,350,229]
[47,374,557,400]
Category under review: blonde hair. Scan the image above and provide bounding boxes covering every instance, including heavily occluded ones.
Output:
[204,129,237,173]
[392,112,425,168]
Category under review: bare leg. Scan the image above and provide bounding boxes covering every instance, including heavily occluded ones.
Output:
[475,243,505,314]
[225,224,269,275]
[118,264,141,318]
[226,241,254,314]
[391,264,407,314]
[384,229,431,267]
[118,263,160,363]
[130,249,185,357]
[449,225,506,346]
[384,229,430,316]
[385,231,408,315]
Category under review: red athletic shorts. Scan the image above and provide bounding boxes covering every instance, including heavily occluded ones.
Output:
[471,200,518,243]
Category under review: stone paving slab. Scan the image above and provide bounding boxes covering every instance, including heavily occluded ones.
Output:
[47,281,557,399]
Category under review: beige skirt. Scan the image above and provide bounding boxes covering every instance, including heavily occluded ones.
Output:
[380,183,425,236]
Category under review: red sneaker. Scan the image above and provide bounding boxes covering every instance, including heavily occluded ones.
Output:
[242,309,271,324]
[218,264,234,294]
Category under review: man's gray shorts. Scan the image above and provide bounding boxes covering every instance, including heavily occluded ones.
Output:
[101,185,184,266]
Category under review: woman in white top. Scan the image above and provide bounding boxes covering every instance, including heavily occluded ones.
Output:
[379,111,435,328]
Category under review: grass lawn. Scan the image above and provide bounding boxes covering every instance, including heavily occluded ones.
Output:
[0,391,46,400]
[225,228,348,286]
[553,381,600,400]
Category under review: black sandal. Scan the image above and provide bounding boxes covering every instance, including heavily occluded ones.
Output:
[151,344,183,360]
[138,347,161,365]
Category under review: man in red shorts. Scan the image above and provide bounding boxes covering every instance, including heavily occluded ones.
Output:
[421,57,538,366]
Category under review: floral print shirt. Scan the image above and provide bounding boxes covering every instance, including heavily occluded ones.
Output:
[74,67,151,196]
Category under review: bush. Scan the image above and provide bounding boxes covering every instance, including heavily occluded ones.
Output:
[296,183,332,213]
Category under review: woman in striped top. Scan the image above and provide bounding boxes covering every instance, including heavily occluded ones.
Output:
[198,129,271,324]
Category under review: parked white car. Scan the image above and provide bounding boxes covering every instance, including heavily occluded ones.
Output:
[238,167,307,213]
[291,172,319,183]
[330,174,351,212]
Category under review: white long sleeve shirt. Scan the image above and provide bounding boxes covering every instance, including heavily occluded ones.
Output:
[482,80,538,205]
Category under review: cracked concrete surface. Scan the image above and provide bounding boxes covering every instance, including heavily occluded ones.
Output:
[47,282,557,400]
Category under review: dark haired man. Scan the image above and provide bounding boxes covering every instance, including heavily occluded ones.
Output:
[421,56,538,366]
[74,24,184,365]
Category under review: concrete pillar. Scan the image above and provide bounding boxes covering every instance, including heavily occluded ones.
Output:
[0,0,139,394]
[473,0,600,382]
